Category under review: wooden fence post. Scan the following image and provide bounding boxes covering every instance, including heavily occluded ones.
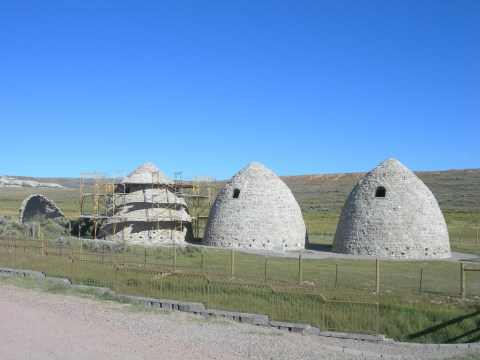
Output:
[230,250,235,276]
[298,254,303,284]
[173,246,177,272]
[41,239,46,274]
[71,255,75,284]
[13,238,17,269]
[206,276,211,309]
[264,255,268,281]
[461,263,465,299]
[335,258,339,289]
[375,259,380,293]
[159,270,163,299]
[115,263,119,293]
[322,300,325,330]
[270,286,275,321]
[419,267,423,295]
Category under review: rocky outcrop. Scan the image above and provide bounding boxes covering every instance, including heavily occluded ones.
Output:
[18,195,66,224]
[0,175,64,189]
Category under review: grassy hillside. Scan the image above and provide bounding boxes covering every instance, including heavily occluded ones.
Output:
[282,169,480,215]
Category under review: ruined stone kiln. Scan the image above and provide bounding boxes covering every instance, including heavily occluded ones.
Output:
[332,158,450,259]
[18,194,65,224]
[100,162,191,245]
[203,162,306,251]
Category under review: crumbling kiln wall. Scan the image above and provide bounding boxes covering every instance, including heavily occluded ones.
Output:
[18,194,65,224]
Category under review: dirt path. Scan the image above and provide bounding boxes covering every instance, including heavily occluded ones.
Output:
[0,283,478,360]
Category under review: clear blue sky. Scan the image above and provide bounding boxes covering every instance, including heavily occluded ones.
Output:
[1,0,478,180]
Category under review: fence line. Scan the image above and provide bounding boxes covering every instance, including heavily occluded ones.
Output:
[1,238,479,297]
[3,237,480,335]
[0,238,381,334]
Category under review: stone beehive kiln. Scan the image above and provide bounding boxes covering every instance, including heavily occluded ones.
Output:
[18,194,65,224]
[332,158,450,259]
[100,162,191,245]
[203,162,306,251]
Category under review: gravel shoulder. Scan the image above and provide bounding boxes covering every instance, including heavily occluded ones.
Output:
[0,283,478,360]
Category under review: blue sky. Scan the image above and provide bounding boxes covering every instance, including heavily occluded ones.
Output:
[1,0,478,180]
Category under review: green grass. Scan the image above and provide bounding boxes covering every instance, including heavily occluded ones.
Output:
[380,295,480,344]
[0,275,130,302]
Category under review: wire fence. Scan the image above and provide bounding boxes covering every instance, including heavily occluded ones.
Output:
[0,237,382,334]
[449,226,480,248]
[2,237,479,335]
[1,237,479,297]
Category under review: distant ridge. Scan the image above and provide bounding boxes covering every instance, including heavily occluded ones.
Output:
[281,172,365,181]
[9,168,479,188]
[280,168,480,215]
[0,175,65,189]
[280,168,480,181]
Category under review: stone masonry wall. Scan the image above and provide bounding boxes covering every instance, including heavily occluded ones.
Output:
[332,158,450,259]
[18,194,65,224]
[203,162,306,251]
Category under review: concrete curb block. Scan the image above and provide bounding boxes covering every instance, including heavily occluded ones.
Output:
[122,295,270,326]
[319,331,386,343]
[124,296,205,313]
[394,341,480,348]
[270,321,312,333]
[198,310,270,326]
[0,267,45,279]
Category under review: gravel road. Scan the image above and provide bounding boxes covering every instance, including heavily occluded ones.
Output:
[0,283,478,360]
